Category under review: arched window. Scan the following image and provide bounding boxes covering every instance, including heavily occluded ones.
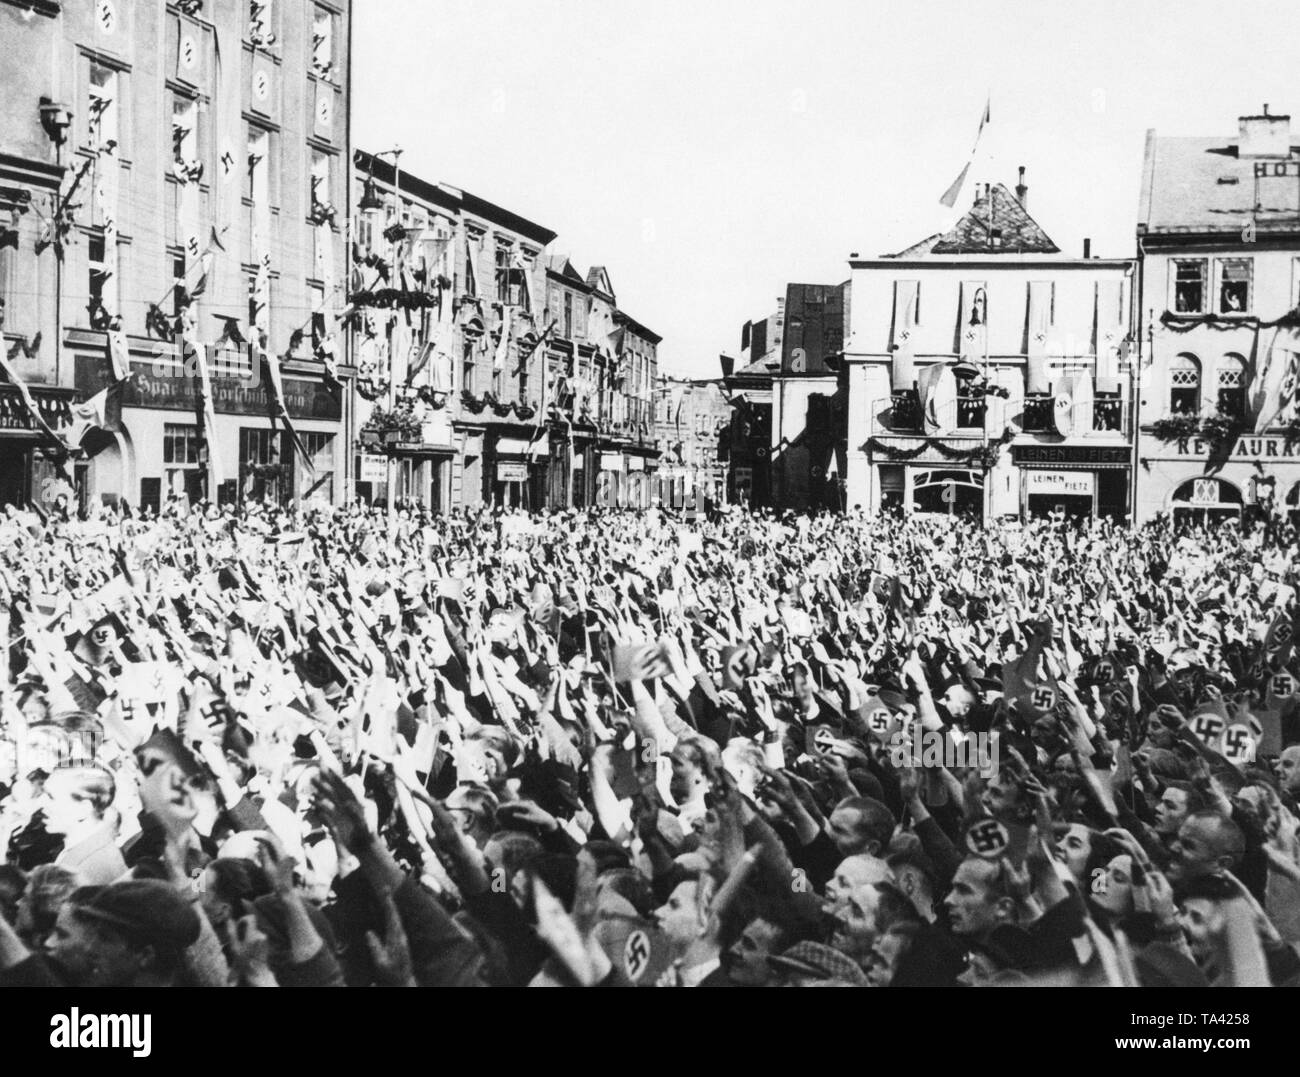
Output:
[1216,354,1247,418]
[1169,354,1200,415]
[1286,480,1300,527]
[1170,476,1242,527]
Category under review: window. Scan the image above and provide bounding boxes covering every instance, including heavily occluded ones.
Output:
[517,349,529,403]
[309,149,333,218]
[311,6,335,79]
[87,62,118,151]
[172,94,198,172]
[1217,354,1247,418]
[508,258,531,310]
[87,230,115,328]
[246,128,270,204]
[1217,259,1251,313]
[462,339,475,395]
[495,244,511,303]
[171,252,187,317]
[308,282,325,355]
[955,369,986,429]
[249,0,276,49]
[163,423,201,498]
[240,427,285,504]
[1170,354,1201,415]
[563,293,573,338]
[300,432,334,503]
[1173,260,1206,313]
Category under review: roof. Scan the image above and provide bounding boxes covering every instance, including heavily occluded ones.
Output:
[886,184,1059,256]
[586,266,615,297]
[613,309,662,345]
[355,149,557,246]
[545,255,591,289]
[1138,130,1300,236]
[733,355,780,377]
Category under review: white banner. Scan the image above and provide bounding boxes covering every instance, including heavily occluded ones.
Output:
[1025,471,1094,497]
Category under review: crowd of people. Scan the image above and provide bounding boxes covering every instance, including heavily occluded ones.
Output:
[0,493,1298,988]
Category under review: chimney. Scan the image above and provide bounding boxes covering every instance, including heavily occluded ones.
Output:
[1239,105,1291,159]
[1015,165,1028,207]
[1083,237,1091,259]
[720,354,735,379]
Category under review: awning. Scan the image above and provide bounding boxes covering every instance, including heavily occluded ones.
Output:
[495,437,532,456]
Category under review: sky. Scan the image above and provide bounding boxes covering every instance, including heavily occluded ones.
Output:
[353,0,1300,377]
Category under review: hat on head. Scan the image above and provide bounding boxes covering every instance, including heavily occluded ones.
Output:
[69,880,201,952]
[767,941,869,986]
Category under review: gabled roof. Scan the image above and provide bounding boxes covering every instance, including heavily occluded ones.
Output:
[586,266,615,298]
[545,254,591,288]
[1139,130,1300,236]
[888,183,1059,256]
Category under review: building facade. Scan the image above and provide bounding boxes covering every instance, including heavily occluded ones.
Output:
[0,0,354,512]
[845,180,1135,521]
[1135,108,1300,526]
[653,374,729,506]
[349,156,659,513]
[770,281,849,511]
[541,259,659,509]
[351,151,557,513]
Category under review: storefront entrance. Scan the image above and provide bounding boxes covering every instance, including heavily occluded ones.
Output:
[0,441,32,507]
[911,468,983,515]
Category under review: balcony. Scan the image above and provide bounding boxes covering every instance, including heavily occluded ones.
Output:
[1022,394,1127,435]
[886,390,985,432]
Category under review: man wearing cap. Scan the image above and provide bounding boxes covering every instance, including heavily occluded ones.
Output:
[767,940,869,986]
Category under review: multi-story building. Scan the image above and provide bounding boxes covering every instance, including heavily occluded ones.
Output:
[845,177,1135,520]
[0,0,353,511]
[770,281,849,510]
[653,374,729,506]
[348,159,660,513]
[350,150,555,512]
[720,349,774,508]
[1135,107,1300,526]
[542,257,658,508]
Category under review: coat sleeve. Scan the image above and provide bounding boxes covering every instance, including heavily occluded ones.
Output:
[391,874,487,987]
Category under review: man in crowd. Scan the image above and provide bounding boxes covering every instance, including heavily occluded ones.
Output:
[0,497,1296,988]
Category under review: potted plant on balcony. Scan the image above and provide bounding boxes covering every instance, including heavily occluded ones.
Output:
[359,403,422,450]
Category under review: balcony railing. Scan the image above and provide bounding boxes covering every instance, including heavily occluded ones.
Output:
[887,390,985,432]
[883,390,1130,436]
[1022,394,1126,434]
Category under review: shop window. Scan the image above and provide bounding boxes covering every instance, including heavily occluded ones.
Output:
[163,423,201,498]
[300,432,334,503]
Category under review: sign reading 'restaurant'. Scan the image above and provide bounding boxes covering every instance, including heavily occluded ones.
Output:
[1170,435,1300,460]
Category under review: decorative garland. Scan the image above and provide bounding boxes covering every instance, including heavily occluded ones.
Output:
[865,426,1014,468]
[347,288,439,311]
[1160,307,1300,332]
[459,390,536,421]
[1151,411,1300,452]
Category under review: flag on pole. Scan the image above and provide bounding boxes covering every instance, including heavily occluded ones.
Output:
[62,387,111,452]
[939,96,991,208]
[258,343,313,474]
[1249,325,1300,434]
